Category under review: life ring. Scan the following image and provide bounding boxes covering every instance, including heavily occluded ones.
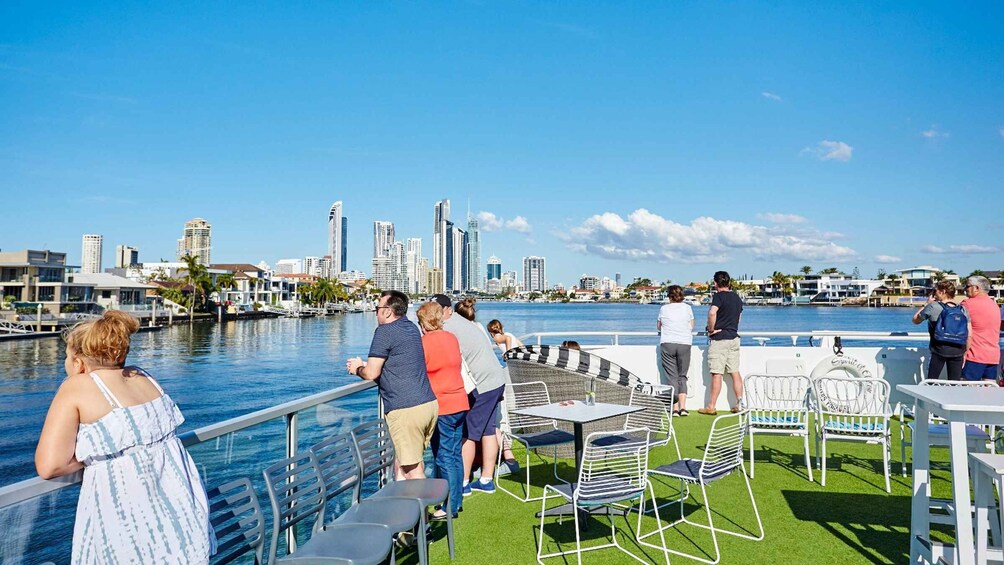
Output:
[810,354,874,413]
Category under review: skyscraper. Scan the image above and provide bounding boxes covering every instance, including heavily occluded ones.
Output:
[115,245,139,269]
[389,241,408,292]
[465,215,481,291]
[328,201,344,275]
[340,216,348,272]
[446,222,466,292]
[406,238,423,294]
[373,221,395,258]
[522,256,547,292]
[81,234,103,274]
[177,218,212,265]
[433,199,449,271]
[486,255,502,281]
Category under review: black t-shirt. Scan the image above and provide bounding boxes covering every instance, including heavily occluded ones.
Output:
[710,290,743,341]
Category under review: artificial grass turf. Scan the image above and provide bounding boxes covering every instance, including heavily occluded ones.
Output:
[415,413,961,565]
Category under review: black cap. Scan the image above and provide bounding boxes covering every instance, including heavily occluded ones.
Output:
[430,294,452,308]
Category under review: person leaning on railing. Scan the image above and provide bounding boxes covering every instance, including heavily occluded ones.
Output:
[35,310,215,564]
[912,280,969,380]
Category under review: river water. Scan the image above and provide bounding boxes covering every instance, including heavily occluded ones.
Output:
[0,303,921,487]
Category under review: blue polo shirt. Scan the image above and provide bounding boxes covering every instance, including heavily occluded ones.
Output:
[368,316,436,412]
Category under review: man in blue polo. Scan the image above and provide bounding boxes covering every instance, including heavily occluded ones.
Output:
[348,290,438,480]
[432,294,507,495]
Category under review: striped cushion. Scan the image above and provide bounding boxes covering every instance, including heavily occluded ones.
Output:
[824,420,885,432]
[504,345,640,388]
[750,415,803,426]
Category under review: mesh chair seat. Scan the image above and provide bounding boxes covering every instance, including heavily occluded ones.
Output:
[652,458,735,484]
[907,422,990,439]
[823,420,885,433]
[547,480,645,507]
[280,523,393,565]
[333,497,421,533]
[370,478,449,508]
[749,414,804,427]
[514,428,575,448]
[591,431,651,447]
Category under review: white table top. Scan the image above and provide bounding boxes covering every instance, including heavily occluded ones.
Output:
[898,384,1004,412]
[513,401,643,425]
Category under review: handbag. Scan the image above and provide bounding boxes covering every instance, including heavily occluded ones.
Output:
[460,356,477,393]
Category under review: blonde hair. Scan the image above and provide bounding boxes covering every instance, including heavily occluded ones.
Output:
[64,310,140,368]
[455,297,476,321]
[416,302,444,332]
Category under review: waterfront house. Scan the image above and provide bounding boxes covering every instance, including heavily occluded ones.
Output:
[795,273,884,304]
[72,273,155,312]
[0,249,97,316]
[892,266,960,295]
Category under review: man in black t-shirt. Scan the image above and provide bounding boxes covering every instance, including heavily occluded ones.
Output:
[698,271,745,415]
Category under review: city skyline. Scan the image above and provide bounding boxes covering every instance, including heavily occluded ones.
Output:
[2,4,1003,285]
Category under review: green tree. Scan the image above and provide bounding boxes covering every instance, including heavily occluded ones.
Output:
[800,265,812,275]
[969,269,987,278]
[876,268,887,280]
[178,254,209,322]
[770,271,790,299]
[819,267,840,275]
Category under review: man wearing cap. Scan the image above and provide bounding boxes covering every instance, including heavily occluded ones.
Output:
[432,294,507,495]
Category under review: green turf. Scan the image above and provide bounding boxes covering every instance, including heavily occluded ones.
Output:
[411,414,959,565]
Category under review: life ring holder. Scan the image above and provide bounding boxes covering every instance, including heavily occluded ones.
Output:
[809,352,874,413]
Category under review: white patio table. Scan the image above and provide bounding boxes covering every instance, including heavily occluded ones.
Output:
[899,384,1004,565]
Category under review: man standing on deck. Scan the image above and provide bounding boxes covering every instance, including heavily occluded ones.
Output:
[960,276,1002,381]
[432,294,507,495]
[699,271,745,415]
[348,290,438,480]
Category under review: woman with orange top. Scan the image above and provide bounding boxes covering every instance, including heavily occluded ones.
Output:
[417,301,469,519]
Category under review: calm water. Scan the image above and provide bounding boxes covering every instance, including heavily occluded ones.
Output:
[0,303,920,487]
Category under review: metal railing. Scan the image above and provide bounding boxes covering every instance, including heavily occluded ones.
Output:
[0,379,379,511]
[517,329,950,347]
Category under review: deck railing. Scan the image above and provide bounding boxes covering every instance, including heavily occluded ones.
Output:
[0,380,380,563]
[517,329,946,347]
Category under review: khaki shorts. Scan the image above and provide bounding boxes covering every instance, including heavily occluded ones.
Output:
[386,400,438,466]
[707,338,741,375]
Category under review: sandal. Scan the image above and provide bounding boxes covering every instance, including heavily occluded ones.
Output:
[697,407,718,416]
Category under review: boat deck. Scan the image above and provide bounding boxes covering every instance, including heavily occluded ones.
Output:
[418,414,955,565]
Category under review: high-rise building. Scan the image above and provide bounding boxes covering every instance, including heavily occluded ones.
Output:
[319,256,333,278]
[114,244,138,269]
[523,256,547,292]
[406,238,423,294]
[81,234,103,274]
[501,270,519,293]
[371,256,392,291]
[177,218,212,265]
[275,258,303,274]
[328,202,344,275]
[373,221,395,258]
[433,199,449,271]
[465,215,481,292]
[486,255,502,281]
[615,272,622,288]
[304,256,322,277]
[416,257,429,294]
[446,222,466,292]
[340,216,348,272]
[427,268,445,294]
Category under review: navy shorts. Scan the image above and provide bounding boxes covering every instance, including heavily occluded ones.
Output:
[465,385,504,441]
[962,362,1000,382]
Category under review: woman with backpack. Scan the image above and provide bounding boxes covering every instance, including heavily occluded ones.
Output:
[912,280,971,380]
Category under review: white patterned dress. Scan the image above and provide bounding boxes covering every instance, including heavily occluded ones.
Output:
[72,372,214,564]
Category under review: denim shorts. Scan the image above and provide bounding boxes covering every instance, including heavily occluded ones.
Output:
[464,385,504,441]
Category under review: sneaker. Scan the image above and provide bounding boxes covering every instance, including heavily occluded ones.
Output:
[697,407,718,416]
[462,483,472,497]
[469,479,496,494]
[504,458,520,474]
[679,409,689,417]
[672,409,681,417]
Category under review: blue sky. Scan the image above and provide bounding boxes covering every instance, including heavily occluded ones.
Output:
[2,2,1003,286]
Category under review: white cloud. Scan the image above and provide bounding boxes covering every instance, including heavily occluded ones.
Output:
[922,126,949,139]
[761,91,783,102]
[757,212,807,224]
[477,211,503,232]
[477,211,532,235]
[562,209,857,264]
[874,255,902,264]
[505,216,532,233]
[921,244,999,254]
[802,140,853,162]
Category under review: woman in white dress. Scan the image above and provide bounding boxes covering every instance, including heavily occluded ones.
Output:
[36,311,214,564]
[657,285,694,416]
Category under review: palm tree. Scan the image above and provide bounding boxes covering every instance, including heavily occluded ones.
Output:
[178,254,208,322]
[800,265,812,276]
[770,271,789,299]
[216,274,236,305]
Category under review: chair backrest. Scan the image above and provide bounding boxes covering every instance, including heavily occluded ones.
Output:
[745,374,811,426]
[506,381,559,434]
[917,378,999,423]
[310,432,363,524]
[207,477,265,565]
[262,451,327,564]
[577,428,650,503]
[812,377,890,424]
[352,418,395,493]
[625,385,674,442]
[700,412,748,480]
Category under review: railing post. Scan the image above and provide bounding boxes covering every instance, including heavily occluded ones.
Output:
[613,334,619,346]
[285,412,298,552]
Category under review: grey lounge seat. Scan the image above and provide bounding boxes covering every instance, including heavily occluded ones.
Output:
[310,433,423,565]
[206,477,265,565]
[351,419,456,561]
[262,451,394,565]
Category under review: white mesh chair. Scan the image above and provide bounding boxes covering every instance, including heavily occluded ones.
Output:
[897,378,997,477]
[536,428,668,565]
[811,377,892,493]
[498,381,575,502]
[639,411,764,565]
[592,385,681,460]
[744,374,813,481]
